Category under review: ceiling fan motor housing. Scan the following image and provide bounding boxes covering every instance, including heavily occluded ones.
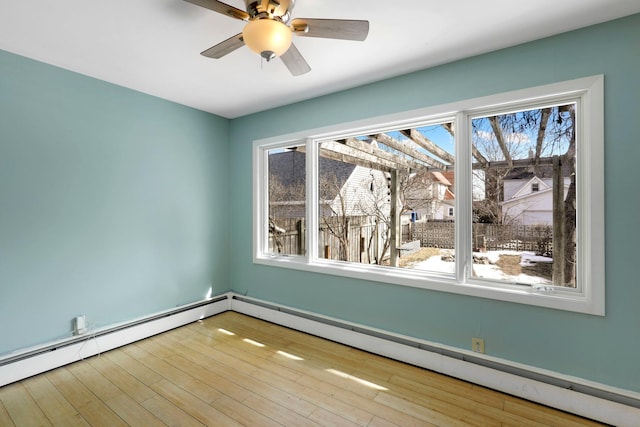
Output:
[244,0,295,22]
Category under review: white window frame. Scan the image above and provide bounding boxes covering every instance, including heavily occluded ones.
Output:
[253,75,604,315]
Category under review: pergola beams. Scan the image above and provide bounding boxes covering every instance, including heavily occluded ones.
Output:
[400,129,456,165]
[312,125,560,174]
[370,133,449,171]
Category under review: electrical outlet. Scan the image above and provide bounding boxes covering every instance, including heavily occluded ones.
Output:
[472,338,485,354]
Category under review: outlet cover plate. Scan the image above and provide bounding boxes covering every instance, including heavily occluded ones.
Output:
[472,338,485,354]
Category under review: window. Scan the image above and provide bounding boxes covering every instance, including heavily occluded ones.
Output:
[253,76,604,315]
[471,102,577,288]
[315,124,455,276]
[267,145,306,256]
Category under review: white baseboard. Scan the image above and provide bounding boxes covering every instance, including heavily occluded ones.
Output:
[230,294,640,427]
[2,291,639,426]
[0,294,231,388]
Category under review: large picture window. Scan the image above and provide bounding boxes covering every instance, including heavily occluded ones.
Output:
[253,76,604,315]
[316,123,455,277]
[470,102,577,288]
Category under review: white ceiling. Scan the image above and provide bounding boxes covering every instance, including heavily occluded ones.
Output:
[1,1,639,118]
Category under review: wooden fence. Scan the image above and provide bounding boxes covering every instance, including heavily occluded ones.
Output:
[411,221,553,255]
[268,218,305,256]
[270,217,554,261]
[269,216,389,263]
[319,215,389,263]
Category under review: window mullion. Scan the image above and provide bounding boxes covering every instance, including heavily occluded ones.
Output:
[306,138,319,262]
[455,112,473,283]
[253,144,268,261]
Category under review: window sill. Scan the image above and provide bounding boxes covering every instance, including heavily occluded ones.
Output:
[254,255,603,316]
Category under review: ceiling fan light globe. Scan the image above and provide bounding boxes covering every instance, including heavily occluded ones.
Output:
[242,19,292,59]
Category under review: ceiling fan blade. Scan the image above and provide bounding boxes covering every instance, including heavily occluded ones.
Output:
[184,0,249,21]
[280,43,311,76]
[200,33,245,58]
[291,18,369,41]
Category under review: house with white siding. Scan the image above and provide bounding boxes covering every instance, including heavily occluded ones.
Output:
[405,170,455,222]
[501,173,571,225]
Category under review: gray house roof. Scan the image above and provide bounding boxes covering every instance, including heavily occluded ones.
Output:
[503,162,573,181]
[269,150,357,195]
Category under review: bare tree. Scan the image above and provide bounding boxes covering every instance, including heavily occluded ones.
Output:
[268,175,305,254]
[400,170,441,218]
[319,172,351,261]
[356,171,393,264]
[561,106,577,285]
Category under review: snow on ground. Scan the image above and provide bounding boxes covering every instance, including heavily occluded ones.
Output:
[520,251,553,267]
[413,250,552,285]
[413,251,456,275]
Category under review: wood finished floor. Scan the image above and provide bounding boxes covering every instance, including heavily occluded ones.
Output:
[0,312,604,426]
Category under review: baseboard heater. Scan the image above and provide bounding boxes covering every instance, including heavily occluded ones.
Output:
[0,295,230,386]
[230,295,640,412]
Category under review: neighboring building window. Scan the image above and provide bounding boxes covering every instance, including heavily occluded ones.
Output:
[253,76,604,315]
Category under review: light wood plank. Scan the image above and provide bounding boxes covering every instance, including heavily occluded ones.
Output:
[308,407,362,427]
[503,397,604,427]
[389,369,504,409]
[140,394,207,427]
[367,415,403,427]
[0,400,16,427]
[149,379,242,427]
[161,341,319,418]
[22,375,89,427]
[103,348,163,386]
[124,343,223,404]
[155,328,324,421]
[241,392,322,426]
[373,392,475,427]
[205,316,384,398]
[252,368,375,426]
[293,371,435,427]
[45,368,127,427]
[392,391,504,426]
[66,360,122,403]
[210,395,283,427]
[103,394,165,427]
[385,373,507,426]
[72,401,128,427]
[44,413,89,427]
[0,382,53,426]
[88,354,156,403]
[164,353,254,403]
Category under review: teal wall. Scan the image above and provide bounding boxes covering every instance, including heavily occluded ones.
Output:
[0,50,231,354]
[229,14,640,392]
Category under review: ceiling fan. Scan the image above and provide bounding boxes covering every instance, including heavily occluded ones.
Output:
[184,0,369,76]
